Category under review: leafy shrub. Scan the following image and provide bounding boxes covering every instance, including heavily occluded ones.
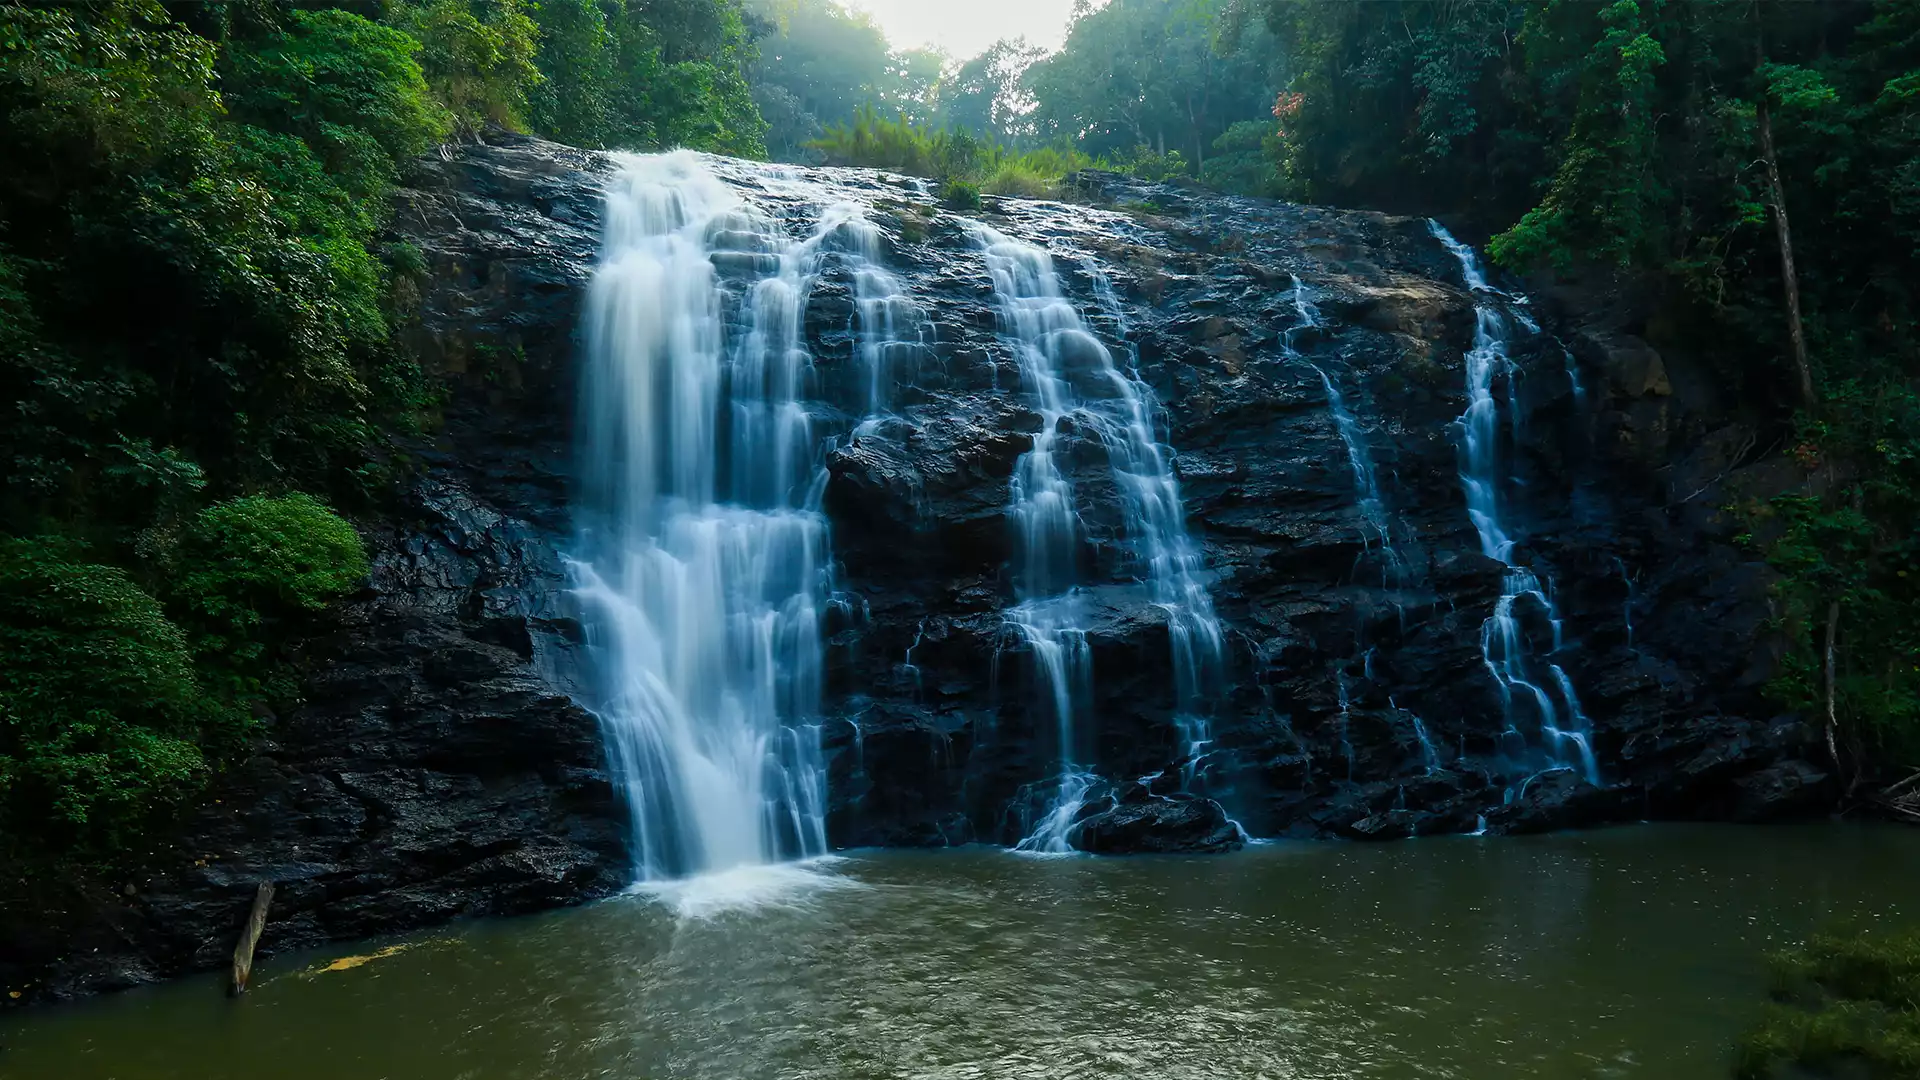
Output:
[1735,926,1920,1079]
[1203,121,1283,197]
[168,494,369,691]
[222,7,448,181]
[810,108,1093,199]
[982,162,1051,198]
[1115,145,1190,184]
[940,179,982,211]
[0,539,221,854]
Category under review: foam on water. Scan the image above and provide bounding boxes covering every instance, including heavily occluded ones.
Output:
[630,857,866,920]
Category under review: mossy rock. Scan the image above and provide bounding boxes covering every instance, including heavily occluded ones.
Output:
[1733,927,1920,1079]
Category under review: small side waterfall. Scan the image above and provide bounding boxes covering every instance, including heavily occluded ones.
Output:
[573,152,890,881]
[1290,277,1399,572]
[838,210,925,428]
[970,224,1225,850]
[1429,221,1600,784]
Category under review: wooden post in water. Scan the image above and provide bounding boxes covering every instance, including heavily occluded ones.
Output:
[229,882,275,997]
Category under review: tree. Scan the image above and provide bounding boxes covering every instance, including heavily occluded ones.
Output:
[385,0,543,137]
[0,539,221,855]
[939,38,1046,146]
[1026,0,1278,170]
[744,0,894,158]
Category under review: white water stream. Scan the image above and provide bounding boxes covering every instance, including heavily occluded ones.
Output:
[572,153,914,881]
[970,224,1225,850]
[1430,222,1600,784]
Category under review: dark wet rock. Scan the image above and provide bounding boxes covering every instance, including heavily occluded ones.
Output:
[1485,771,1642,836]
[370,149,1827,860]
[1071,789,1244,854]
[1344,809,1421,841]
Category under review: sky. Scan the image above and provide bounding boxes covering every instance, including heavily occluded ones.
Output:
[843,0,1084,59]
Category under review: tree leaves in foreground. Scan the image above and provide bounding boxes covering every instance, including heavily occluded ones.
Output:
[0,0,771,865]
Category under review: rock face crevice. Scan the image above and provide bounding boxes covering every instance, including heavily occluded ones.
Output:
[1,134,1831,1001]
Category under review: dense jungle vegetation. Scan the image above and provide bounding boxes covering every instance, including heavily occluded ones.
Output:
[5,0,1919,883]
[0,0,767,864]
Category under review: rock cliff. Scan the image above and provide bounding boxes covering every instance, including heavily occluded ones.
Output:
[2,133,1832,1001]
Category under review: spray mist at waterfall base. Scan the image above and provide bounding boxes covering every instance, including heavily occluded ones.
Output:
[627,856,867,920]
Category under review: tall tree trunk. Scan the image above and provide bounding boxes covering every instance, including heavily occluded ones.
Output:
[1757,94,1815,406]
[1187,98,1204,169]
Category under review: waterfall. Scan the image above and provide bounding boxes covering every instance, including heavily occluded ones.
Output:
[1429,221,1600,785]
[970,224,1225,850]
[1615,557,1638,651]
[1290,277,1399,571]
[839,211,925,430]
[572,152,892,880]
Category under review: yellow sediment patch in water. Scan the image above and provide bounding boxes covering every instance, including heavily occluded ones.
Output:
[308,943,419,975]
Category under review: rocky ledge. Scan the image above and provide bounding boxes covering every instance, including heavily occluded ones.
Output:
[0,479,625,1002]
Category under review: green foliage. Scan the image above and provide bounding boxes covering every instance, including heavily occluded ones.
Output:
[1239,0,1920,778]
[223,7,448,170]
[809,107,1166,199]
[1735,926,1920,1079]
[809,105,986,178]
[168,494,369,693]
[745,0,940,160]
[527,0,617,144]
[528,0,766,154]
[1751,384,1920,770]
[1488,0,1669,269]
[1115,146,1190,184]
[939,38,1046,146]
[1025,0,1279,173]
[385,0,543,136]
[1202,119,1282,195]
[1241,0,1533,209]
[0,538,222,856]
[0,0,425,528]
[748,0,1280,186]
[940,178,981,212]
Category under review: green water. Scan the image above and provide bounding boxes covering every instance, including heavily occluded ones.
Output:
[5,824,1916,1080]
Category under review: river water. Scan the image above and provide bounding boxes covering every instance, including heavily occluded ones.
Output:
[7,824,1916,1079]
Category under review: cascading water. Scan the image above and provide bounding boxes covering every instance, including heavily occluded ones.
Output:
[1086,260,1225,782]
[838,211,925,430]
[1290,277,1399,572]
[970,224,1225,850]
[573,152,901,882]
[1429,221,1600,785]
